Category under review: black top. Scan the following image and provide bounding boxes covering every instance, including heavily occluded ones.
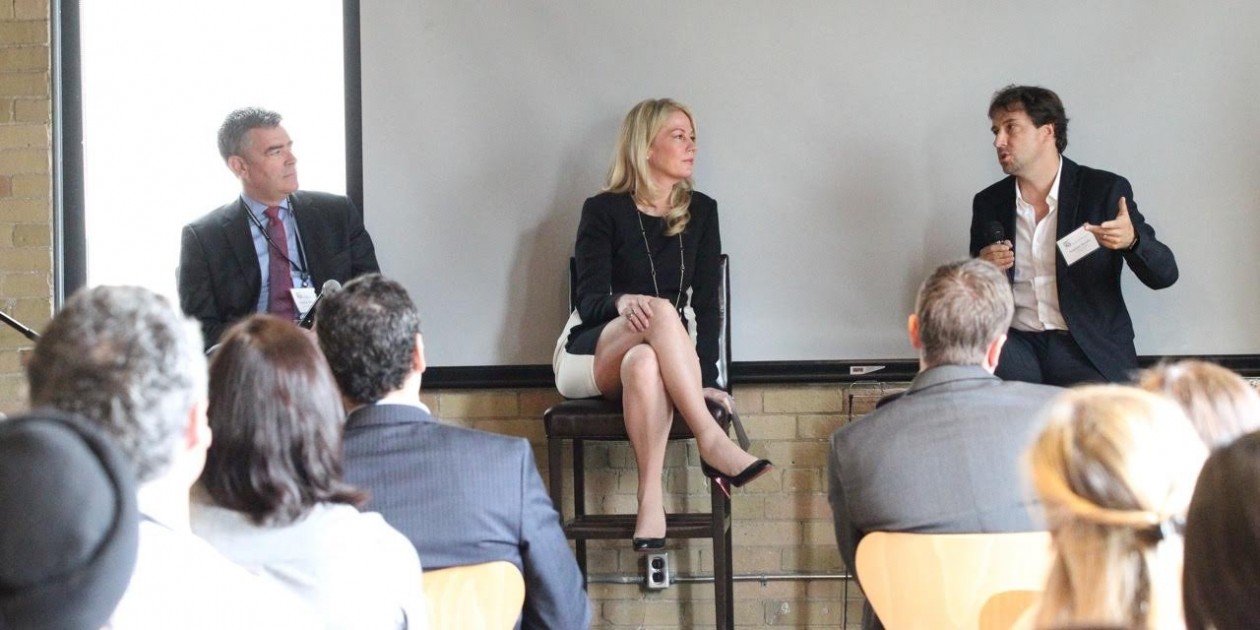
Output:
[567,191,723,387]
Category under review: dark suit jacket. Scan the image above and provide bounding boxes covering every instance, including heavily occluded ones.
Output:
[177,191,379,347]
[342,404,590,630]
[970,157,1178,382]
[828,365,1061,629]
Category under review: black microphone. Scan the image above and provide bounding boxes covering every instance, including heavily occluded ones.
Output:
[299,279,342,329]
[984,220,1006,246]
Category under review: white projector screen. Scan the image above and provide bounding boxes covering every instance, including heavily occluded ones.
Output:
[360,1,1260,369]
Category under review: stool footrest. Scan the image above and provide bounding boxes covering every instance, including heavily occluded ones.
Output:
[563,513,726,540]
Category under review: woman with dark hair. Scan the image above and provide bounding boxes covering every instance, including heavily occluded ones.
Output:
[1184,430,1260,630]
[190,315,426,629]
[552,98,771,550]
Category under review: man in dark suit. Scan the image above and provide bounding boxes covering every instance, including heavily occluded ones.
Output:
[828,259,1061,629]
[316,274,590,630]
[970,85,1178,385]
[178,107,379,348]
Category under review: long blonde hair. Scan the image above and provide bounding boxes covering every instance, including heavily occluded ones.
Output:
[605,98,695,236]
[1027,386,1207,629]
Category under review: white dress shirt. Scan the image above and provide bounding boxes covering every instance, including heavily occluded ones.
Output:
[1011,157,1068,332]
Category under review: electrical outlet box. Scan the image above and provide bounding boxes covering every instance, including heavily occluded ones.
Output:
[645,552,670,589]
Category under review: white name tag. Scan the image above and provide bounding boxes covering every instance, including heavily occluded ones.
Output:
[291,286,318,318]
[1057,225,1101,266]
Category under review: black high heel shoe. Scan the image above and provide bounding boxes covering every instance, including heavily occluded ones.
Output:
[700,459,774,497]
[632,537,666,552]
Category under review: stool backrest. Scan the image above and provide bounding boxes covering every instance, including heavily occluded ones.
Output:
[567,254,731,390]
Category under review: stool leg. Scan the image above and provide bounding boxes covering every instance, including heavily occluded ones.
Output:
[712,476,734,629]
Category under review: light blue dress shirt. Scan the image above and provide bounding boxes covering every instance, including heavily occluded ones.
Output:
[241,194,307,315]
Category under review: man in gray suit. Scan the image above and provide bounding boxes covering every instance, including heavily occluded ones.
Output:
[827,259,1060,629]
[316,274,590,630]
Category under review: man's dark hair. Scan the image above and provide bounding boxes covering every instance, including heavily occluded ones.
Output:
[26,286,206,483]
[989,85,1069,154]
[316,274,422,404]
[200,315,365,526]
[217,107,282,162]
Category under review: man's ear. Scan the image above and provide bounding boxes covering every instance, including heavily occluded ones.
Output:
[984,333,1008,373]
[226,155,246,179]
[413,333,426,374]
[186,399,211,452]
[907,313,923,351]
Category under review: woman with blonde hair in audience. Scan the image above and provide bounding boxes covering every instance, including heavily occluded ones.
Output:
[191,315,427,629]
[1137,359,1260,449]
[1026,385,1207,629]
[1183,430,1260,630]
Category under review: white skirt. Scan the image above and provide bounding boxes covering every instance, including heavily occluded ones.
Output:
[552,310,601,399]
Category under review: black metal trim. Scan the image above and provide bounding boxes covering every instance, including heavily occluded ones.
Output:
[343,0,364,212]
[52,0,86,303]
[421,354,1260,389]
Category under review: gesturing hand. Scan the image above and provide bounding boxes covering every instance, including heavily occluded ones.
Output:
[1084,197,1137,250]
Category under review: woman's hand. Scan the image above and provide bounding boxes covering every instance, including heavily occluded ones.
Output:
[702,387,735,414]
[616,294,657,333]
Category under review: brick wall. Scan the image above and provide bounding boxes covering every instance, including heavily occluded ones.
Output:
[423,382,905,629]
[0,0,53,414]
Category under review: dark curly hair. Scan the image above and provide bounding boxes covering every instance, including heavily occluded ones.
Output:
[315,274,422,405]
[988,85,1069,154]
[200,315,365,526]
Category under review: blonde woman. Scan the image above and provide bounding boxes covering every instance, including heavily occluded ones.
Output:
[1137,360,1260,450]
[553,98,771,551]
[1026,386,1207,628]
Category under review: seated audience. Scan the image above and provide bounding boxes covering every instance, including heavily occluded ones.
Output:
[316,274,591,629]
[828,258,1061,629]
[1183,430,1260,630]
[190,315,427,629]
[1137,359,1260,449]
[1026,386,1207,628]
[0,411,139,629]
[25,285,316,629]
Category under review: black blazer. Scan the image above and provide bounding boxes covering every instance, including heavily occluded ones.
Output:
[178,191,379,347]
[970,157,1178,382]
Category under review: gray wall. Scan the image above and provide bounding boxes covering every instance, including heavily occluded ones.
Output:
[361,1,1260,367]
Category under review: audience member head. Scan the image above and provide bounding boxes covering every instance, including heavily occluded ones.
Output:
[606,97,696,235]
[26,285,208,485]
[0,410,139,629]
[316,274,424,406]
[1137,360,1260,450]
[1027,385,1207,629]
[217,106,282,162]
[988,85,1069,153]
[1183,430,1260,630]
[200,315,364,526]
[909,258,1013,370]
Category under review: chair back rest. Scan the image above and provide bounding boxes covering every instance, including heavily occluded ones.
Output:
[855,530,1053,630]
[567,254,731,390]
[423,560,525,630]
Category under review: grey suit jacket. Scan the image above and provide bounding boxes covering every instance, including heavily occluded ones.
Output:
[828,365,1061,627]
[342,404,590,630]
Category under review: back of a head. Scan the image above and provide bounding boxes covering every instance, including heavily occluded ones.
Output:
[201,315,363,527]
[1184,430,1260,630]
[915,258,1013,367]
[1027,386,1207,628]
[25,286,206,483]
[1137,360,1260,450]
[0,411,139,630]
[315,274,421,405]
